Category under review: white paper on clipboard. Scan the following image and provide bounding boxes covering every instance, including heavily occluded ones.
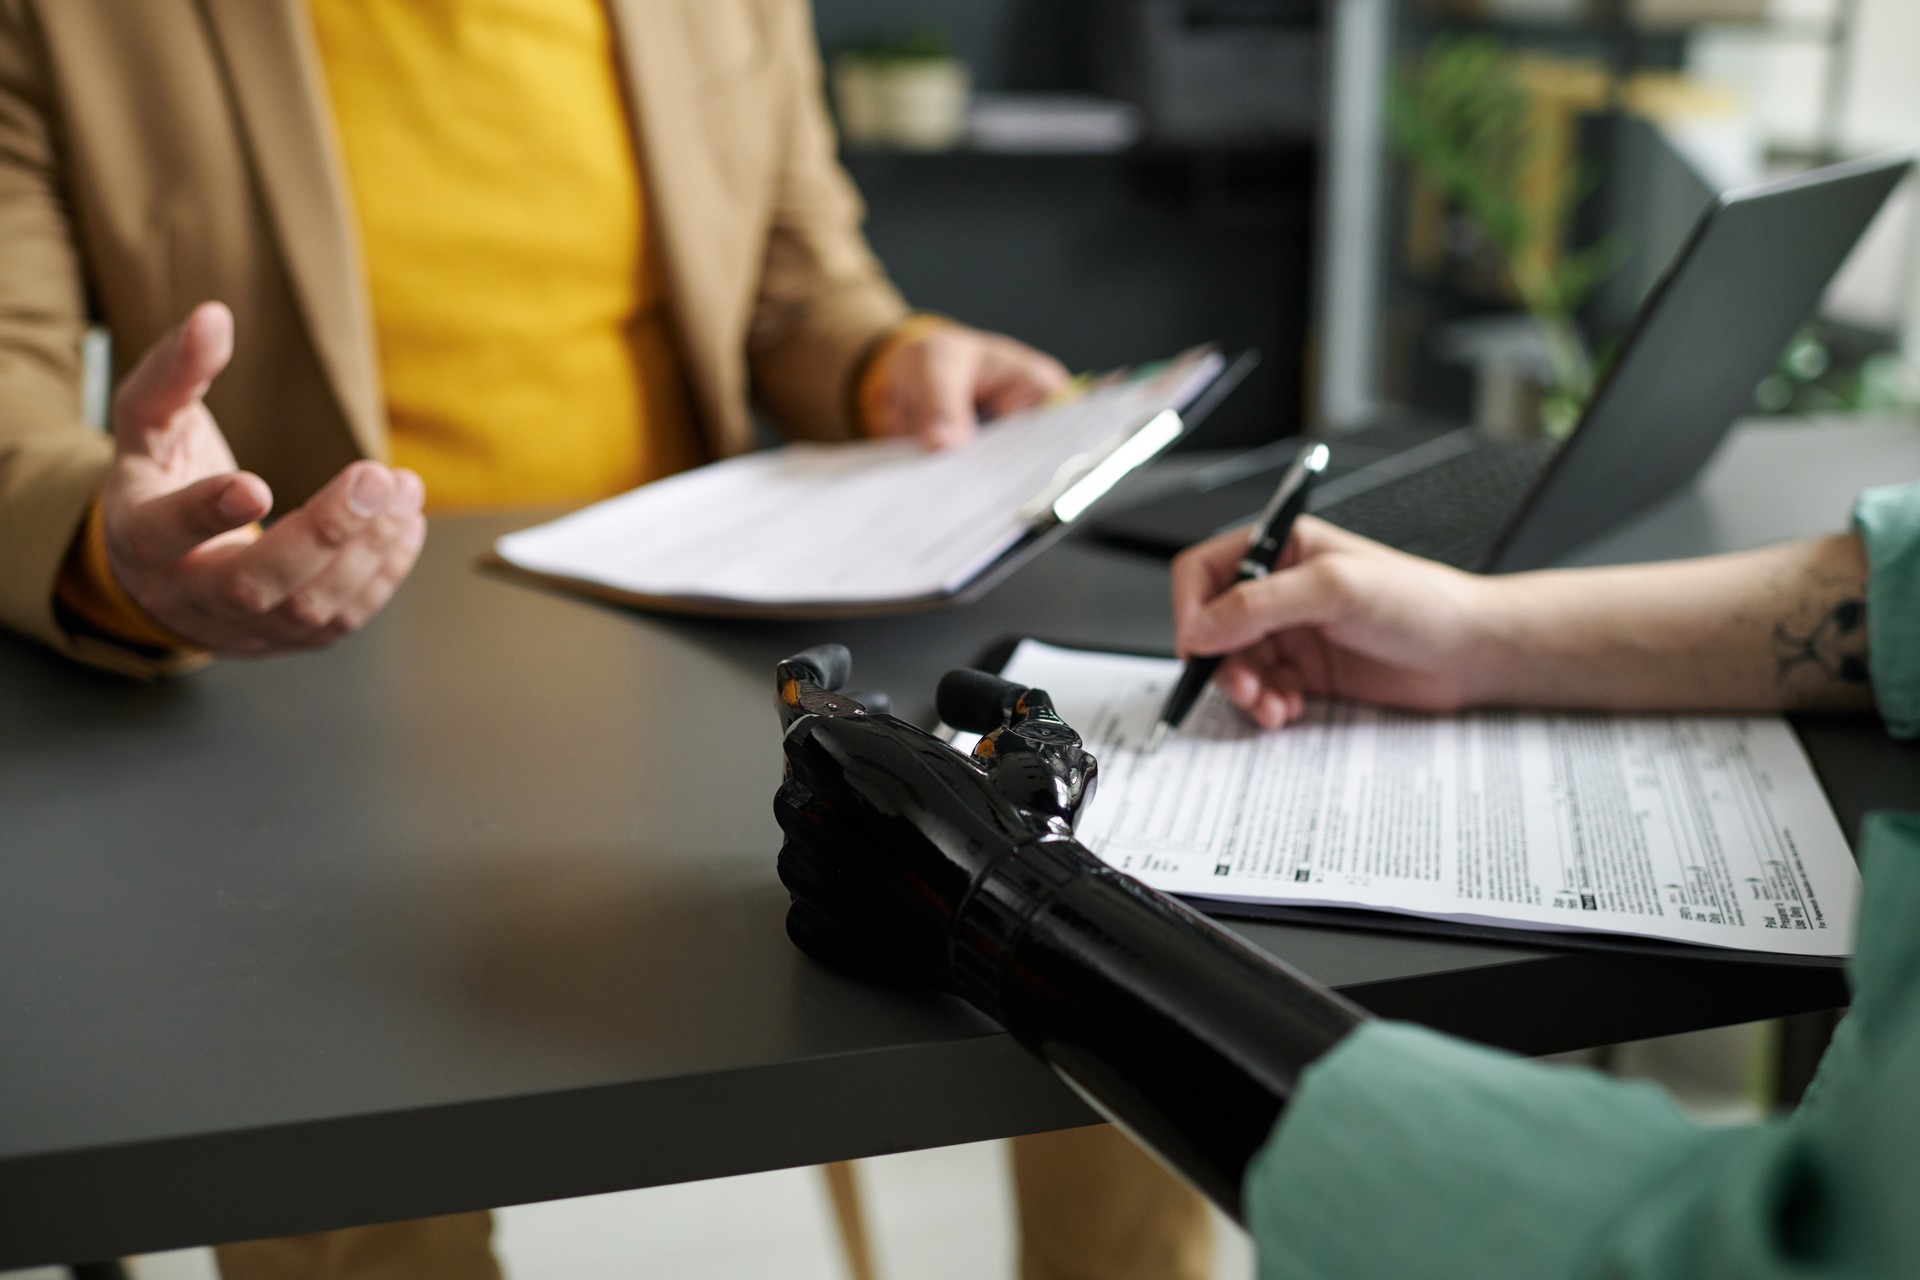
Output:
[494,349,1225,609]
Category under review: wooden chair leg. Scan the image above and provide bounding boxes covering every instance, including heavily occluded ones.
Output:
[70,1264,131,1280]
[821,1160,880,1280]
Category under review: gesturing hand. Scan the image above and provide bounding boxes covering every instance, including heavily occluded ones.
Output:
[863,324,1071,450]
[102,302,427,655]
[1171,516,1502,729]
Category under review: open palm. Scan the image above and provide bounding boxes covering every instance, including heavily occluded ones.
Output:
[99,303,428,655]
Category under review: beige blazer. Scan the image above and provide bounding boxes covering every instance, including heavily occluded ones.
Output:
[0,0,908,659]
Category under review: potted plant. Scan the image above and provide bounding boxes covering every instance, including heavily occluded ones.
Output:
[832,27,971,151]
[1389,36,1622,436]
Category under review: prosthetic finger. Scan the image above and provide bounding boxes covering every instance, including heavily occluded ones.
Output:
[939,667,1098,829]
[776,644,862,732]
[772,646,1371,1223]
[936,666,1026,732]
[784,898,878,977]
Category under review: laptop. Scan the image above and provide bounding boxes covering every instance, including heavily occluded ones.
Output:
[1093,154,1915,571]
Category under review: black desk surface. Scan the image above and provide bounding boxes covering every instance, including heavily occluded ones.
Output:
[4,419,1917,1267]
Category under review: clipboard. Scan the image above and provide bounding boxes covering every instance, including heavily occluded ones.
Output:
[488,349,1257,621]
[966,635,1851,972]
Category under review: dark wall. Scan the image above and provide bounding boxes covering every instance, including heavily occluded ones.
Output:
[844,150,1317,449]
[812,0,1090,91]
[814,1,1323,448]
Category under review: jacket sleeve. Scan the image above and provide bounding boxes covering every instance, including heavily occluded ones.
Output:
[1244,811,1920,1280]
[0,0,115,657]
[743,0,908,442]
[1853,480,1920,739]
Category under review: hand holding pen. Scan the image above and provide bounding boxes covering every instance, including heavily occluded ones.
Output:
[1148,442,1331,752]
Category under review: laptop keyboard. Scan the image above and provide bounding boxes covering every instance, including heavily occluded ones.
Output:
[1316,439,1558,569]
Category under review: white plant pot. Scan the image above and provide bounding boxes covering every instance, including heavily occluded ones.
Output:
[879,60,971,151]
[832,56,970,150]
[830,56,891,148]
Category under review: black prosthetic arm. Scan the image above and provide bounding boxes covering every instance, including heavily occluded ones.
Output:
[774,647,1368,1218]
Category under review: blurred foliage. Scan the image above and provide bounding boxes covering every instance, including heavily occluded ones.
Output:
[1758,325,1918,418]
[844,25,955,62]
[1388,35,1623,436]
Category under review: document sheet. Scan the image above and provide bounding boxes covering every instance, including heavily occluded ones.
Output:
[966,642,1860,957]
[495,351,1223,608]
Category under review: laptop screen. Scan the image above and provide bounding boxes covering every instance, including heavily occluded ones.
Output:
[1487,154,1914,573]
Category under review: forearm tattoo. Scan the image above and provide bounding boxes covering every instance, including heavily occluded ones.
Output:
[1774,597,1870,688]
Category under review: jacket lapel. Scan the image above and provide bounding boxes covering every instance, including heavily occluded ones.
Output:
[603,0,740,453]
[196,0,386,460]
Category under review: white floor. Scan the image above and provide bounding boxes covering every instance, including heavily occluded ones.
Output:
[502,1141,1254,1280]
[8,1139,1253,1280]
[7,1021,1771,1280]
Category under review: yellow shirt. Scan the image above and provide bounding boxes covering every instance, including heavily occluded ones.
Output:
[55,0,930,655]
[308,0,706,511]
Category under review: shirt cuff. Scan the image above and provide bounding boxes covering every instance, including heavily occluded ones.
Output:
[54,499,208,664]
[853,313,955,436]
[1245,1020,1704,1280]
[1852,482,1920,739]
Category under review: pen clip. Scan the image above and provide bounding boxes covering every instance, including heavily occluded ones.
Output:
[1244,442,1331,553]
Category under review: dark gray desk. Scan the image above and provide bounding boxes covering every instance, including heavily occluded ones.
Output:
[3,419,1917,1268]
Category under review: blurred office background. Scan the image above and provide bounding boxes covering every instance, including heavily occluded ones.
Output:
[480,7,1917,1276]
[812,0,1920,450]
[814,0,1325,451]
[28,5,1912,1279]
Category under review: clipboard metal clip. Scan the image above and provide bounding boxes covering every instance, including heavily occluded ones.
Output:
[1019,408,1185,528]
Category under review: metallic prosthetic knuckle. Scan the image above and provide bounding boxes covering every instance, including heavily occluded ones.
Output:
[772,645,1105,997]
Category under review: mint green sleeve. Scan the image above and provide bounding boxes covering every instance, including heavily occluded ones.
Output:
[1246,812,1920,1280]
[1853,481,1920,739]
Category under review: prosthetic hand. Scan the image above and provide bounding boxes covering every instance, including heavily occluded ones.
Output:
[773,646,1368,1215]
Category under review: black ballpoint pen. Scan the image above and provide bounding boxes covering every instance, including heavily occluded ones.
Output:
[1144,440,1331,754]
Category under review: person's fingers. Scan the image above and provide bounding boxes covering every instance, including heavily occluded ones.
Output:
[276,511,426,649]
[315,497,425,641]
[393,467,426,516]
[111,302,235,456]
[172,511,423,657]
[197,461,412,621]
[263,500,421,644]
[1294,515,1370,557]
[1172,526,1257,652]
[1255,660,1307,728]
[874,331,1068,446]
[1215,649,1305,729]
[903,339,983,449]
[975,341,1071,419]
[1251,688,1293,730]
[1216,655,1266,711]
[1183,554,1360,658]
[110,471,272,568]
[335,515,426,633]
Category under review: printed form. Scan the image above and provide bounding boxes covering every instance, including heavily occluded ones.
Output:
[980,642,1860,957]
